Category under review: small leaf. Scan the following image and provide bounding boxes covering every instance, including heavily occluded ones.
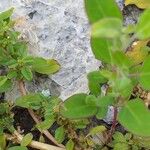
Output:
[125,0,150,9]
[55,126,65,143]
[113,132,127,143]
[21,133,33,146]
[0,8,14,22]
[60,94,98,119]
[118,99,150,136]
[0,134,6,150]
[66,139,74,150]
[85,0,123,24]
[0,76,7,87]
[87,71,107,97]
[114,143,129,150]
[136,9,150,40]
[15,93,44,110]
[7,70,18,79]
[139,56,150,90]
[21,67,33,81]
[0,79,12,93]
[32,57,60,75]
[8,146,28,150]
[87,126,106,136]
[92,18,122,38]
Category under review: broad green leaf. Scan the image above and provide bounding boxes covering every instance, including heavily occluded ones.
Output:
[21,67,33,81]
[92,18,122,38]
[0,76,7,87]
[85,0,123,24]
[87,126,106,136]
[8,146,28,150]
[66,139,74,150]
[112,51,132,69]
[0,134,6,150]
[60,94,98,119]
[21,133,33,146]
[15,93,44,110]
[136,9,150,40]
[32,57,60,75]
[125,0,150,9]
[91,37,113,63]
[0,79,12,93]
[139,56,150,90]
[118,99,150,136]
[0,8,14,22]
[55,126,65,143]
[87,71,107,97]
[85,0,123,63]
[85,95,97,106]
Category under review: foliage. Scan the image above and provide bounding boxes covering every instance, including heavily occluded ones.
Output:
[1,1,150,149]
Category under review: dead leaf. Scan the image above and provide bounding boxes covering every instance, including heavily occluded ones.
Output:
[126,40,149,65]
[125,0,150,9]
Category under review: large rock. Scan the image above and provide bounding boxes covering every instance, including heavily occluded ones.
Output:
[0,0,141,101]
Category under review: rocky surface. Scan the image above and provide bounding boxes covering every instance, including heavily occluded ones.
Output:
[0,0,141,100]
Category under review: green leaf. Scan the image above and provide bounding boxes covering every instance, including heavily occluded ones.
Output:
[87,126,106,136]
[92,18,122,38]
[118,99,150,136]
[0,134,6,150]
[114,143,129,150]
[60,94,98,119]
[8,146,28,150]
[112,51,132,69]
[21,67,33,81]
[32,57,60,75]
[21,133,33,146]
[0,79,12,93]
[113,132,127,143]
[55,126,65,143]
[85,0,122,63]
[0,76,7,87]
[85,0,123,24]
[66,139,74,150]
[0,8,14,22]
[136,9,150,40]
[15,93,44,110]
[36,118,55,131]
[139,56,150,90]
[96,95,115,119]
[85,95,97,106]
[87,71,107,97]
[7,70,17,79]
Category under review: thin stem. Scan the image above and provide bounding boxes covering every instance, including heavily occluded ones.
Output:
[107,107,118,143]
[6,131,65,150]
[18,80,65,148]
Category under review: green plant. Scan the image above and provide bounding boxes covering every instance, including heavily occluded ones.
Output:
[61,0,150,148]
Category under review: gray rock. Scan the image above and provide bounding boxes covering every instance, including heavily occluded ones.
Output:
[1,0,142,101]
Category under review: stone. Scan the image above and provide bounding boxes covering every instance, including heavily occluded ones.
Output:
[0,0,142,101]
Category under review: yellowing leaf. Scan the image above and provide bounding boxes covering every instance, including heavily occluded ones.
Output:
[125,0,150,9]
[126,40,149,65]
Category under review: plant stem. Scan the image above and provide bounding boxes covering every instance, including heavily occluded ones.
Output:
[107,107,118,143]
[6,131,65,150]
[18,80,65,148]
